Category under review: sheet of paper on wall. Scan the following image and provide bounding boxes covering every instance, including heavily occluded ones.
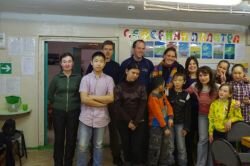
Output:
[235,44,246,60]
[0,77,6,95]
[0,77,20,95]
[0,32,6,49]
[22,56,35,75]
[22,37,36,56]
[8,37,22,56]
[5,77,20,95]
[7,37,36,56]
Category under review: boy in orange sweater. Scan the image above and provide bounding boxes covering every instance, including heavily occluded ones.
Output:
[147,76,174,166]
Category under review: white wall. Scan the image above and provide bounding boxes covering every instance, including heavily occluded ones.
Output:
[0,12,249,147]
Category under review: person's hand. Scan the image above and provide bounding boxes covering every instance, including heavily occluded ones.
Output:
[243,96,250,105]
[164,128,171,136]
[209,134,214,143]
[243,75,250,83]
[220,71,226,84]
[234,100,241,108]
[225,120,232,131]
[88,95,95,99]
[128,121,136,130]
[168,119,174,127]
[166,82,173,89]
[164,88,168,95]
[182,129,187,136]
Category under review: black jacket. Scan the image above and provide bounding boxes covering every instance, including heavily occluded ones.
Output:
[114,80,147,125]
[167,89,191,132]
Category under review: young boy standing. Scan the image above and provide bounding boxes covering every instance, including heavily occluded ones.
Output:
[77,51,114,166]
[147,76,174,166]
[166,72,191,166]
[85,40,122,165]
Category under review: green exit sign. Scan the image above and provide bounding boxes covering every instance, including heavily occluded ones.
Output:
[0,63,12,74]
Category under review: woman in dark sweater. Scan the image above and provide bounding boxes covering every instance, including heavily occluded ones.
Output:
[114,62,147,166]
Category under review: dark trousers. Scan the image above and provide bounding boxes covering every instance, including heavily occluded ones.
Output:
[186,101,198,166]
[213,130,227,140]
[53,109,80,166]
[118,121,145,165]
[186,129,198,166]
[108,104,122,161]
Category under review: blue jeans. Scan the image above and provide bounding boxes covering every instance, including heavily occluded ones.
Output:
[76,122,106,166]
[172,124,187,166]
[196,115,213,166]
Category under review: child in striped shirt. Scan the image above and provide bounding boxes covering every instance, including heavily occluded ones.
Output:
[230,64,250,123]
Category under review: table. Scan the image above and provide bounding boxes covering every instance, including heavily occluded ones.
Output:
[0,109,31,116]
[241,136,250,148]
[240,136,250,164]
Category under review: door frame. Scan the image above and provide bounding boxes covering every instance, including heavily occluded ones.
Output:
[38,36,119,146]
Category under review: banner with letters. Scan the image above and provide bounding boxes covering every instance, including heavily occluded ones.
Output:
[123,28,241,60]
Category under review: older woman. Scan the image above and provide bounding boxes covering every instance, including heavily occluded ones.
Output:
[49,52,81,166]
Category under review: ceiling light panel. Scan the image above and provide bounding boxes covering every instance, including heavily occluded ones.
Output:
[152,0,242,6]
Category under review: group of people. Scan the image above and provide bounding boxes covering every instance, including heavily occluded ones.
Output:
[48,39,250,166]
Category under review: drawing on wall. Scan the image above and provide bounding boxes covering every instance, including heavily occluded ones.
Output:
[158,30,165,40]
[145,41,154,58]
[224,44,235,59]
[139,29,150,41]
[123,29,131,38]
[131,29,139,40]
[206,33,213,42]
[191,32,198,42]
[190,43,201,59]
[178,42,189,57]
[150,30,158,40]
[123,28,244,60]
[213,43,224,59]
[202,43,212,59]
[154,41,166,58]
[173,31,180,41]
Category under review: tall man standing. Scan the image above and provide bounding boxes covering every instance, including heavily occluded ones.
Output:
[119,39,154,90]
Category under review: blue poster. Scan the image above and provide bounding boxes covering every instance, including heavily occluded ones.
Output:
[178,42,189,57]
[213,43,224,59]
[145,41,154,58]
[202,43,212,59]
[190,42,201,59]
[154,41,166,58]
[224,44,235,59]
